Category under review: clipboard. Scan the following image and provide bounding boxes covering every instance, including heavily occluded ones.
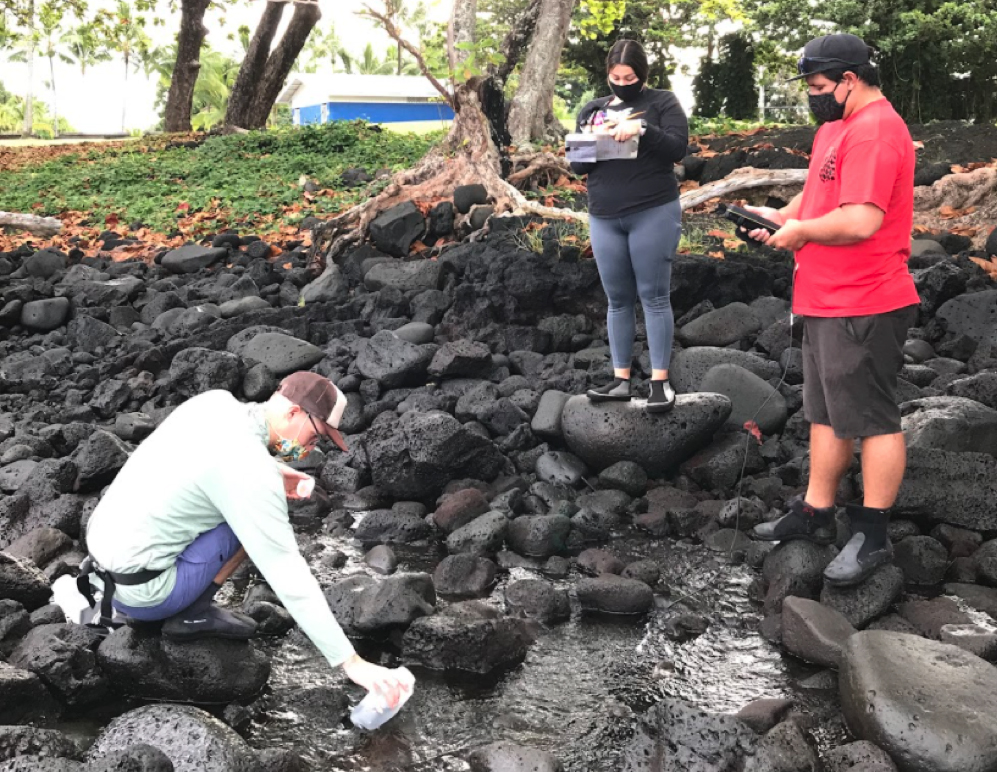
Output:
[565,132,639,163]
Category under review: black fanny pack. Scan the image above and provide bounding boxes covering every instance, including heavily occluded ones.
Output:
[77,556,166,630]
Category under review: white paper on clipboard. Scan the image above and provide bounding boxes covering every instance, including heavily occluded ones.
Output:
[565,133,639,163]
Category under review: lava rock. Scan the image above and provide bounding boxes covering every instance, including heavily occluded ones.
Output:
[0,726,79,765]
[0,552,51,611]
[325,573,435,635]
[454,184,488,215]
[535,451,587,487]
[0,661,61,724]
[20,299,71,333]
[820,565,904,628]
[432,488,491,534]
[743,721,819,772]
[735,698,795,734]
[901,396,997,457]
[561,393,731,475]
[96,626,269,703]
[823,741,899,772]
[935,289,997,344]
[576,575,653,616]
[402,603,532,674]
[169,348,243,398]
[468,742,563,772]
[699,364,788,435]
[678,302,761,347]
[10,623,106,706]
[781,596,857,668]
[446,511,509,555]
[369,201,425,257]
[506,515,571,558]
[364,545,398,575]
[433,554,497,597]
[238,332,324,377]
[356,330,434,389]
[86,704,262,772]
[71,429,130,492]
[671,347,779,393]
[894,447,997,531]
[504,579,569,624]
[365,259,441,293]
[762,541,836,613]
[893,536,948,585]
[354,509,432,545]
[840,631,997,772]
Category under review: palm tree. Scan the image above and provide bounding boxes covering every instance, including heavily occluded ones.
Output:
[353,42,395,75]
[36,1,73,137]
[105,1,150,132]
[9,0,37,135]
[383,0,428,75]
[189,48,240,130]
[297,24,350,74]
[62,21,111,75]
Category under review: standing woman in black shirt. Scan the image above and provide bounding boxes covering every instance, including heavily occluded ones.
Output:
[570,40,689,412]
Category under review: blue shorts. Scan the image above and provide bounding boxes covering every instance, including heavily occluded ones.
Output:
[112,523,241,621]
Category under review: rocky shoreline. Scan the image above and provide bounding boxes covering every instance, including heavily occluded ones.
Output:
[2,145,997,771]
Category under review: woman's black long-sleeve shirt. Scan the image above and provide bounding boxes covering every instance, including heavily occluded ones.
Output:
[570,88,689,218]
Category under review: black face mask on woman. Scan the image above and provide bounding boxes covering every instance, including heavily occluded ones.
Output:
[809,81,851,123]
[609,79,645,103]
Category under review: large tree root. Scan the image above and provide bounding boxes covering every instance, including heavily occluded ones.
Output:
[0,211,62,237]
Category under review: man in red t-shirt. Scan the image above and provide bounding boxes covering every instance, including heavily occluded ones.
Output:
[744,34,919,586]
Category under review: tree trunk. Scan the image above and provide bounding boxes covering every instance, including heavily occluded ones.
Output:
[164,0,211,133]
[506,0,575,147]
[448,0,476,70]
[245,1,321,129]
[225,1,285,129]
[22,0,35,136]
[0,211,62,236]
[496,0,542,84]
[48,53,58,138]
[122,54,129,133]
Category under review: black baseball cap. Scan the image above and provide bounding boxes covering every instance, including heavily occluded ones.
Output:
[789,33,871,81]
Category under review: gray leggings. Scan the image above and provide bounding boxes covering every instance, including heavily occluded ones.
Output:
[588,199,682,371]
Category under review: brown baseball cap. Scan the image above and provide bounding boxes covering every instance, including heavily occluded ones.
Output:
[277,371,349,452]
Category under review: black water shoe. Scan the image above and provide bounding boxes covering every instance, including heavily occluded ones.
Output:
[162,604,257,641]
[587,378,631,402]
[646,380,676,414]
[752,497,835,545]
[823,504,893,586]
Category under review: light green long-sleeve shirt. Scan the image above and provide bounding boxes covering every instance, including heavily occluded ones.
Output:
[86,390,356,667]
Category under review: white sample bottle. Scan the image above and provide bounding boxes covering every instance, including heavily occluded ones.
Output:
[350,666,416,730]
[296,476,315,498]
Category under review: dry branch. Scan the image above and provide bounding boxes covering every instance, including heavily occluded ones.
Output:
[0,212,62,237]
[362,3,454,110]
[678,168,809,210]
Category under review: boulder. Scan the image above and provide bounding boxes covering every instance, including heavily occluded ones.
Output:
[840,631,997,772]
[622,698,757,772]
[901,396,997,457]
[670,347,779,393]
[699,364,788,435]
[0,552,51,610]
[238,332,324,377]
[365,259,441,293]
[20,299,71,333]
[820,566,904,628]
[369,201,425,257]
[86,704,262,772]
[168,348,243,398]
[161,245,228,274]
[936,289,997,345]
[561,393,731,475]
[823,741,899,772]
[531,390,571,441]
[681,432,766,492]
[402,602,532,673]
[678,302,761,347]
[734,698,795,734]
[72,430,130,492]
[781,596,857,668]
[504,579,570,624]
[897,597,971,639]
[743,721,819,772]
[96,627,270,703]
[324,573,435,635]
[454,184,488,214]
[446,511,509,555]
[432,488,490,534]
[0,661,61,724]
[10,624,106,706]
[535,451,588,487]
[893,536,948,585]
[5,528,71,568]
[353,509,432,545]
[506,515,571,558]
[366,410,505,500]
[68,315,119,353]
[356,330,434,389]
[944,583,997,619]
[762,541,836,612]
[468,743,563,772]
[0,726,79,764]
[576,575,653,616]
[597,461,648,497]
[894,447,997,531]
[939,623,997,661]
[433,554,497,597]
[364,545,397,575]
[948,372,997,411]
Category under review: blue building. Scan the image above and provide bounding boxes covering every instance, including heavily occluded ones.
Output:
[278,73,454,126]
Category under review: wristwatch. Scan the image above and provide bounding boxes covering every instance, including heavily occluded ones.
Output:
[639,119,648,136]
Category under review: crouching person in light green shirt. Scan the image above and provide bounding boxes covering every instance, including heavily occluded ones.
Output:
[85,371,408,708]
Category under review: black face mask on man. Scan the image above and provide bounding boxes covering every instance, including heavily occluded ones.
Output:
[809,80,851,123]
[609,79,645,103]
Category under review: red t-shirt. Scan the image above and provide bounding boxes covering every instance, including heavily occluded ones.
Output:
[793,98,920,317]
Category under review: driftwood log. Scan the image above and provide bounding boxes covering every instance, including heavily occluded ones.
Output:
[0,212,62,238]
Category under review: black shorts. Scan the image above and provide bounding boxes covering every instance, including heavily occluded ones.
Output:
[801,305,918,440]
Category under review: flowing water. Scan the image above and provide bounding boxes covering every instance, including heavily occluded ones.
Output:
[247,522,848,771]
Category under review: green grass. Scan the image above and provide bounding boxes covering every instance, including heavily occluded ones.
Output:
[0,121,442,233]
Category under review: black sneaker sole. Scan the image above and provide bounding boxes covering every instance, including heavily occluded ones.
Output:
[645,400,675,414]
[823,553,893,587]
[751,530,834,546]
[162,627,256,642]
[586,391,632,403]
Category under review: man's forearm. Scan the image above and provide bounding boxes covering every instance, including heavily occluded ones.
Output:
[797,207,877,246]
[780,193,803,221]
